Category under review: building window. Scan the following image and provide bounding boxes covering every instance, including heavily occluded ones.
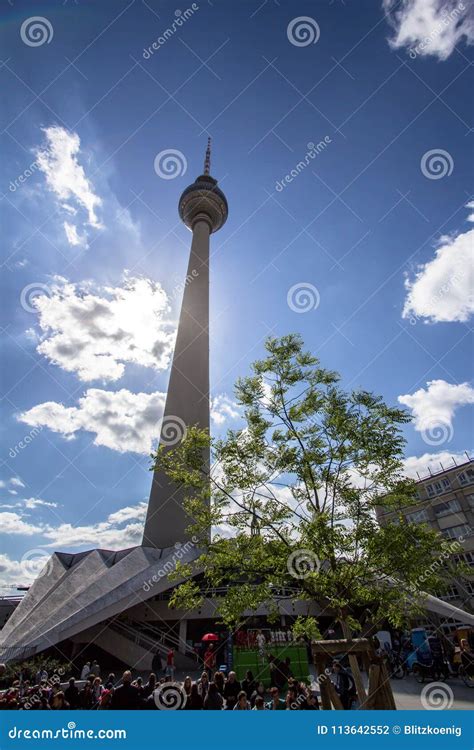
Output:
[426,484,435,497]
[466,494,474,509]
[405,509,430,523]
[443,586,460,601]
[452,552,474,568]
[458,467,474,486]
[462,581,474,596]
[441,523,472,540]
[433,498,461,518]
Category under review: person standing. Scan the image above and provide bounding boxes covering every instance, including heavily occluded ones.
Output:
[80,662,90,681]
[203,682,224,710]
[91,676,103,707]
[188,683,203,710]
[110,671,139,710]
[143,673,157,699]
[214,670,225,695]
[233,690,250,710]
[78,681,93,710]
[256,629,266,661]
[223,671,241,710]
[165,648,175,681]
[250,680,266,707]
[197,670,210,700]
[204,643,216,677]
[331,661,355,710]
[64,677,79,709]
[241,670,256,699]
[266,687,286,710]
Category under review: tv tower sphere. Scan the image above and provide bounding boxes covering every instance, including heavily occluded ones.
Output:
[178,138,228,233]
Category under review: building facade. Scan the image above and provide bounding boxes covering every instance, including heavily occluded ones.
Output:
[376,456,474,613]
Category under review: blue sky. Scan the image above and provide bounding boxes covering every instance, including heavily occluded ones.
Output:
[1,0,473,591]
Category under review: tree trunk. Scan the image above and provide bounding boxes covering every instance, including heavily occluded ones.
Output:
[340,620,368,705]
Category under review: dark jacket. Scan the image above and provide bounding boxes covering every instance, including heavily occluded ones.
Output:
[110,683,139,710]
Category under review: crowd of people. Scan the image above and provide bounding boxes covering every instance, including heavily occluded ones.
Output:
[0,654,352,710]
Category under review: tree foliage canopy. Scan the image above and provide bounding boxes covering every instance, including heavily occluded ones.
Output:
[152,334,457,635]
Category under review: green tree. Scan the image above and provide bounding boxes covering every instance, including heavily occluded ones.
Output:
[152,334,455,637]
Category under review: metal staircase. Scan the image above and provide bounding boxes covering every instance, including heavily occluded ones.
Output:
[109,619,198,669]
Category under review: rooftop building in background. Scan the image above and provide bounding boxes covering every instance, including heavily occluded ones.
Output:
[376,456,474,613]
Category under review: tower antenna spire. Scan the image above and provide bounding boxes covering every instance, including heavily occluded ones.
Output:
[204,137,211,175]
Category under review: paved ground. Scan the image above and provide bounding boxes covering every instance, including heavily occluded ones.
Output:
[391,674,473,710]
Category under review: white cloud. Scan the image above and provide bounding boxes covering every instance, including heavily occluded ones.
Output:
[0,553,35,592]
[18,388,166,454]
[35,126,102,229]
[10,477,25,488]
[42,502,147,549]
[0,512,43,536]
[466,200,474,223]
[33,275,174,382]
[398,379,474,432]
[403,450,472,478]
[402,221,474,323]
[18,390,240,458]
[383,0,474,59]
[211,394,241,426]
[23,498,58,509]
[63,221,87,248]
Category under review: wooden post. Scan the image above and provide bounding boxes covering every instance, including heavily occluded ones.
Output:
[315,656,332,711]
[328,680,344,709]
[360,664,379,709]
[377,661,397,710]
[340,621,367,705]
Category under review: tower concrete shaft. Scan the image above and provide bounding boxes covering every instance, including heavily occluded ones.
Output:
[143,141,228,549]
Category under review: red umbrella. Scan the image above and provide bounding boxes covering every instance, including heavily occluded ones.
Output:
[202,633,219,642]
